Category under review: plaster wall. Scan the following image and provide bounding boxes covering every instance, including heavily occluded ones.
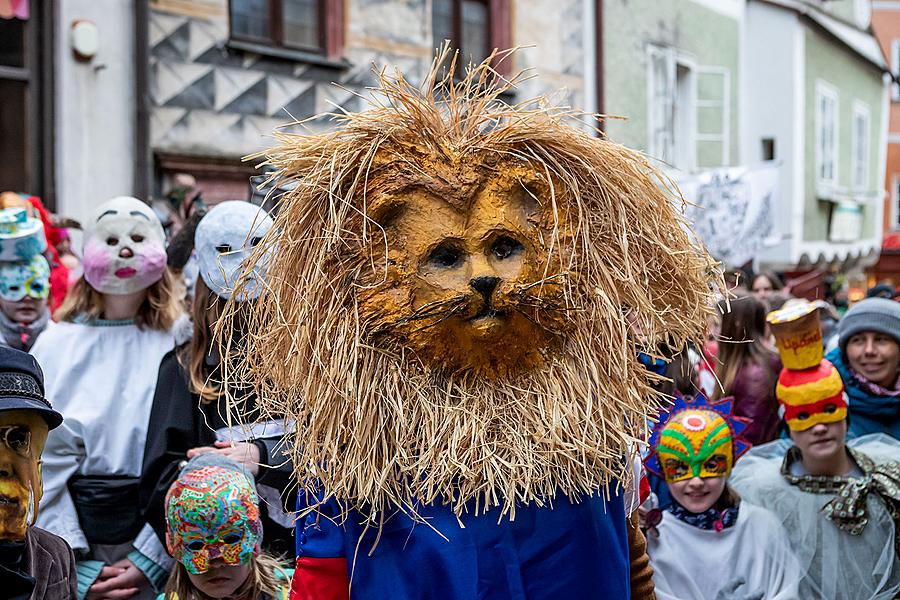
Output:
[742,1,798,266]
[55,0,137,222]
[803,25,885,242]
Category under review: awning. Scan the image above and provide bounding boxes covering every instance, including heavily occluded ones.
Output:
[0,0,28,20]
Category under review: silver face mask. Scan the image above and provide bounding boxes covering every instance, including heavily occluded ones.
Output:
[194,201,274,300]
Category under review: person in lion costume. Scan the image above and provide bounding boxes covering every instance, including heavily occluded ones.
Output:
[220,48,719,600]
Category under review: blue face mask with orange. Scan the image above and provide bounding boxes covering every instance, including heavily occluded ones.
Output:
[0,255,50,302]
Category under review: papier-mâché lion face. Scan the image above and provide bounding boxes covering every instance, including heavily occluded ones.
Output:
[359,161,566,378]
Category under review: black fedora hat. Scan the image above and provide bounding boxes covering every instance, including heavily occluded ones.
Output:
[0,346,62,429]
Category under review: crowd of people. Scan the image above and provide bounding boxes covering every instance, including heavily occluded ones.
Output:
[0,182,896,600]
[0,167,897,600]
[642,275,900,599]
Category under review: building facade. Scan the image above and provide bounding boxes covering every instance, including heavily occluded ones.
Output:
[600,0,890,279]
[1,0,891,284]
[32,0,596,221]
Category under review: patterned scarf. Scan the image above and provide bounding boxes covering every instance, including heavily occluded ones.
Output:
[848,368,900,398]
[781,446,900,541]
[667,497,739,532]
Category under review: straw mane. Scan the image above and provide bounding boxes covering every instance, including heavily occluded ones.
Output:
[220,48,721,522]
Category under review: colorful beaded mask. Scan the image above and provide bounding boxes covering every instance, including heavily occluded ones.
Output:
[0,254,50,301]
[165,464,262,574]
[645,393,751,484]
[776,359,846,431]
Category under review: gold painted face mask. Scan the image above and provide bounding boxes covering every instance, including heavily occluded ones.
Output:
[358,161,568,379]
[0,410,48,541]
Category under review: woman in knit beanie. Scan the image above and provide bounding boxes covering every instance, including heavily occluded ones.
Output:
[824,297,900,438]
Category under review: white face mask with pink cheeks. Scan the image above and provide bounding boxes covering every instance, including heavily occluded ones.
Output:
[83,196,167,295]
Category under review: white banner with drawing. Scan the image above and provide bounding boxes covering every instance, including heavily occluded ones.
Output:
[675,162,779,267]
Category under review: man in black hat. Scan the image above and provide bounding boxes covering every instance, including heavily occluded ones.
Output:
[0,346,75,599]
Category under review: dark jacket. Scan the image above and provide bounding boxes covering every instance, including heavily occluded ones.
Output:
[729,353,782,445]
[826,347,900,439]
[0,527,77,600]
[139,347,295,557]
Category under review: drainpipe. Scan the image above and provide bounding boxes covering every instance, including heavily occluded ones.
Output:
[134,0,151,200]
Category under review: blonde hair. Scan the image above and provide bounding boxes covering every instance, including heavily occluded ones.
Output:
[179,277,225,402]
[178,277,252,403]
[163,553,288,600]
[54,269,185,331]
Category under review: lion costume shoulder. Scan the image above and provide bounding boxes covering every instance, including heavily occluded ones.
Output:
[222,48,720,523]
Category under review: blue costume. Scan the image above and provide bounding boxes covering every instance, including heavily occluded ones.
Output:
[293,491,631,599]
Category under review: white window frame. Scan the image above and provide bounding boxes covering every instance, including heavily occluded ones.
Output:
[695,66,731,167]
[815,80,839,188]
[647,44,676,165]
[893,175,900,230]
[851,100,871,191]
[892,39,900,101]
[646,44,696,171]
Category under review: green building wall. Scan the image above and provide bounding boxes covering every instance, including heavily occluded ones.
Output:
[803,26,885,242]
[602,0,740,167]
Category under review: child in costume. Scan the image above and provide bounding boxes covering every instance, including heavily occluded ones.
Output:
[142,201,295,558]
[160,454,291,600]
[218,49,720,599]
[643,393,799,600]
[0,207,52,351]
[730,302,900,599]
[32,196,187,599]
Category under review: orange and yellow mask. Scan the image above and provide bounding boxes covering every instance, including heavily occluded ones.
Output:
[776,359,846,431]
[656,409,734,483]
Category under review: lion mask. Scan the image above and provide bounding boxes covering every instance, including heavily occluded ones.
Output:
[221,49,720,521]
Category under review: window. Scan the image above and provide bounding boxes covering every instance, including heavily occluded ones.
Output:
[647,45,695,170]
[695,66,729,168]
[815,81,838,186]
[432,0,511,73]
[648,46,675,165]
[229,0,343,57]
[0,7,53,204]
[851,101,870,191]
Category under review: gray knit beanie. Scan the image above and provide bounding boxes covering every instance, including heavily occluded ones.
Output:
[838,297,900,356]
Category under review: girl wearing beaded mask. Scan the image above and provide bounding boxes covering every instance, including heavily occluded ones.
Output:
[161,454,290,600]
[31,196,186,600]
[643,392,800,600]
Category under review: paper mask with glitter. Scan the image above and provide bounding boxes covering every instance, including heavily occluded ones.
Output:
[165,463,262,574]
[194,201,273,300]
[0,255,50,302]
[645,392,751,484]
[82,196,167,295]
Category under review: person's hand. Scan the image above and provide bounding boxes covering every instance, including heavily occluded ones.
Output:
[636,506,661,539]
[187,441,260,475]
[86,559,148,600]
